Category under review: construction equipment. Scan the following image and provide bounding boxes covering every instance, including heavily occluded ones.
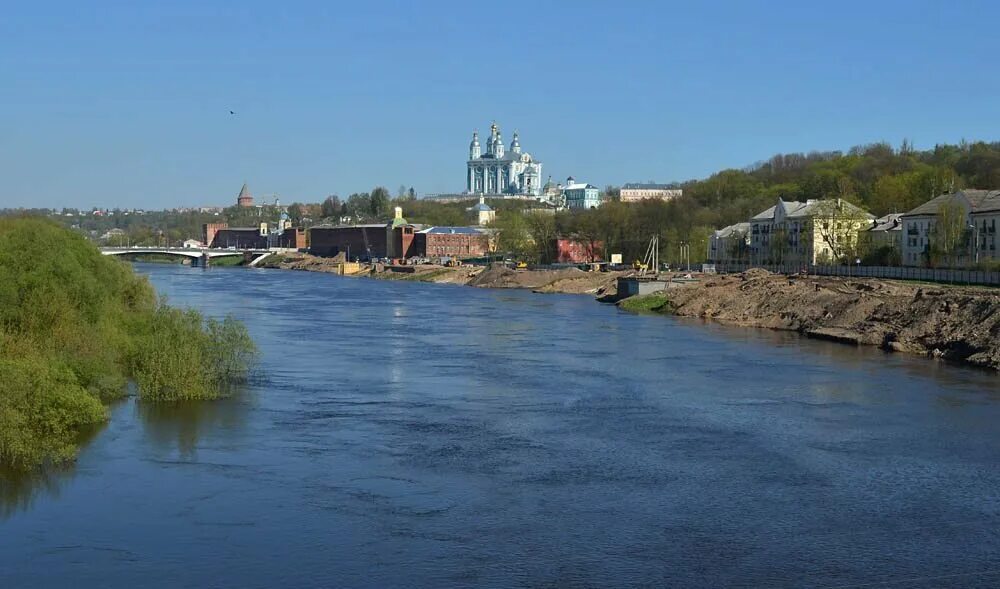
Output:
[632,260,648,271]
[516,261,528,269]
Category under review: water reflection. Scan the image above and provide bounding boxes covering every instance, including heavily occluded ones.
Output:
[136,394,253,459]
[0,466,76,520]
[0,422,106,520]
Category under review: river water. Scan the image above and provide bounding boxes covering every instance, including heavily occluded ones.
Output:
[2,264,1000,588]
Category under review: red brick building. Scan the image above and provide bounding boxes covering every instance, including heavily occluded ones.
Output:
[277,227,306,249]
[553,238,603,263]
[414,227,489,258]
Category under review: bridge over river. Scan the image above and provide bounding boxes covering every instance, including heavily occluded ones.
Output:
[100,246,278,266]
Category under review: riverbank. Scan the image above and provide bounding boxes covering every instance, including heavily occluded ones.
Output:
[259,252,627,295]
[620,268,1000,370]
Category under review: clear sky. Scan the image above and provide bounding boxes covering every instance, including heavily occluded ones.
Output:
[2,0,999,209]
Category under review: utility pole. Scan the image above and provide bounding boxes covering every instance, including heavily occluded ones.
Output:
[969,223,980,265]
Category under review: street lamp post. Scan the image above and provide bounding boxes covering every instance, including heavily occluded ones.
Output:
[969,223,980,265]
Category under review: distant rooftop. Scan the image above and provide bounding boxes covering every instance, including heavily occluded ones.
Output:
[622,183,677,190]
[902,189,1000,217]
[311,223,389,230]
[418,226,485,235]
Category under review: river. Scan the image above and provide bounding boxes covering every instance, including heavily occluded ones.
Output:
[2,264,1000,588]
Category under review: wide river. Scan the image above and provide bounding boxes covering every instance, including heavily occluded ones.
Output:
[3,264,1000,588]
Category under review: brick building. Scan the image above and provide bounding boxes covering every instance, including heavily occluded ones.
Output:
[203,222,228,247]
[236,183,255,207]
[309,208,416,260]
[414,227,489,258]
[309,224,389,259]
[277,227,306,249]
[210,226,269,249]
[553,238,603,263]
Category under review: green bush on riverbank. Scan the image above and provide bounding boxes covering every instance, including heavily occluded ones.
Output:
[0,218,257,470]
[618,293,673,314]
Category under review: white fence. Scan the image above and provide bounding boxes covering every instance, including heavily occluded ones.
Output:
[714,263,1000,286]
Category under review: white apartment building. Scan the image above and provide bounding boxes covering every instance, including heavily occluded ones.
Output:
[900,189,1000,266]
[748,198,873,265]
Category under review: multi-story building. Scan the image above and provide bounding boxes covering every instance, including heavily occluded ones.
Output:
[414,227,489,258]
[708,222,750,264]
[619,183,683,203]
[563,177,601,210]
[900,189,1000,267]
[748,198,873,265]
[863,214,902,260]
[211,224,269,249]
[466,122,542,197]
[309,208,416,260]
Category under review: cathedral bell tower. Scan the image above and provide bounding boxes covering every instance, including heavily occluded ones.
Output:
[469,131,481,159]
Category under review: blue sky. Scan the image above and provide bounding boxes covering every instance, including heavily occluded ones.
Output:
[2,0,999,209]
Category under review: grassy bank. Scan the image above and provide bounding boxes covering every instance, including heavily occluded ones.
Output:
[0,218,257,470]
[618,292,674,314]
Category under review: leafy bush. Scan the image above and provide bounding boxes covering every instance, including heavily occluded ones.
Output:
[0,358,107,470]
[0,218,257,469]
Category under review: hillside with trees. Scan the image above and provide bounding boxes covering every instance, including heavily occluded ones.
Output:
[496,140,1000,265]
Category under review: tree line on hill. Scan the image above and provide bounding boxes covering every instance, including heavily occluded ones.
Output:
[493,140,1000,265]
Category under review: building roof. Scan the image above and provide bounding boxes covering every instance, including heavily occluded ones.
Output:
[902,189,1000,217]
[752,199,873,221]
[788,199,872,219]
[417,226,485,235]
[310,223,388,230]
[564,182,597,190]
[219,226,262,232]
[713,222,750,238]
[622,183,676,190]
[751,204,782,221]
[470,202,493,212]
[868,214,902,232]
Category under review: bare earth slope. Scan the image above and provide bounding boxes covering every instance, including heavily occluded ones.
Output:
[644,269,1000,370]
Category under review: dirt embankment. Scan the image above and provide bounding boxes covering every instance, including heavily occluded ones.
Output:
[258,252,625,295]
[629,268,1000,370]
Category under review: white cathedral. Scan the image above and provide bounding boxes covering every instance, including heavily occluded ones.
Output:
[466,122,543,197]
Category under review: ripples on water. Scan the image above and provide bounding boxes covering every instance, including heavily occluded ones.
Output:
[2,264,1000,588]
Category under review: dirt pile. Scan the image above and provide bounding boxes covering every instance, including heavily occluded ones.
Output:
[260,254,626,296]
[647,271,1000,370]
[468,265,624,294]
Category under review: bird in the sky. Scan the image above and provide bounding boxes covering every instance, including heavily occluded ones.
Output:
[229,110,235,115]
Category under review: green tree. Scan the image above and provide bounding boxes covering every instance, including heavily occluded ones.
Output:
[930,200,968,267]
[321,195,341,219]
[370,187,391,218]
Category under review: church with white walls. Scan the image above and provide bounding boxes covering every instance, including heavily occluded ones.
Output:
[466,122,543,197]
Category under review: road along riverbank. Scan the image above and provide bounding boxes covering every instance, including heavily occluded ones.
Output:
[619,268,1000,371]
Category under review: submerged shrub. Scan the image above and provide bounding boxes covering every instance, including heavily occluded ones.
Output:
[0,357,107,470]
[0,218,257,469]
[129,305,257,401]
